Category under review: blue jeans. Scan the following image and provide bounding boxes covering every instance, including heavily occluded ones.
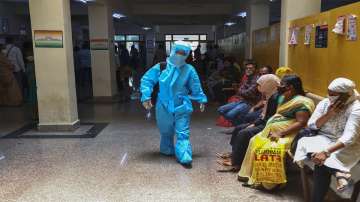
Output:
[218,101,251,124]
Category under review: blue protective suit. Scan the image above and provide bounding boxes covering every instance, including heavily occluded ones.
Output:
[140,42,207,164]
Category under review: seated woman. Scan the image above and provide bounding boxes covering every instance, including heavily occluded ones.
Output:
[294,78,360,202]
[217,74,281,172]
[238,75,315,190]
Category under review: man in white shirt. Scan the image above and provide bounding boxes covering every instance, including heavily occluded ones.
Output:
[3,37,25,92]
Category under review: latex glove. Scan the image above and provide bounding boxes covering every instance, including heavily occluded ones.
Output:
[200,103,205,112]
[142,100,153,110]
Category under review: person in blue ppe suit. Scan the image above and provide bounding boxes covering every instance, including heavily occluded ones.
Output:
[140,41,207,168]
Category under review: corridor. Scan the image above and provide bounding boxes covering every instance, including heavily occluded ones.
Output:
[0,103,302,201]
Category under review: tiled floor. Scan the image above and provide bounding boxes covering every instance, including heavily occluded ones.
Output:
[0,102,304,202]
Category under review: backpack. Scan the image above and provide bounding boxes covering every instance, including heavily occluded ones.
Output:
[151,62,167,105]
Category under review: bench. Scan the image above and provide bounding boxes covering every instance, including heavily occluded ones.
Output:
[290,93,360,202]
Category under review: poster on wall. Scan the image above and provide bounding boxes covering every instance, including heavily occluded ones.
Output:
[347,14,357,41]
[34,30,63,48]
[315,25,328,48]
[288,27,299,45]
[332,16,346,35]
[90,38,108,50]
[304,25,313,45]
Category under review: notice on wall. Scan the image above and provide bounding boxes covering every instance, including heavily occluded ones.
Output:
[34,30,63,48]
[347,14,357,41]
[315,25,328,48]
[304,25,313,45]
[332,16,346,35]
[90,39,109,50]
[288,27,299,45]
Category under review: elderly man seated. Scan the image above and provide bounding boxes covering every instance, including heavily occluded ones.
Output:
[294,78,360,202]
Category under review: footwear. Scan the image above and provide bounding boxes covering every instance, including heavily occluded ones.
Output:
[216,152,232,159]
[180,163,192,169]
[335,172,353,191]
[216,159,232,166]
[217,166,240,173]
[237,176,249,182]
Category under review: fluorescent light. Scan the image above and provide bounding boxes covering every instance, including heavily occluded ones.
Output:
[78,0,88,3]
[224,22,236,26]
[143,27,152,31]
[113,13,126,19]
[237,12,247,18]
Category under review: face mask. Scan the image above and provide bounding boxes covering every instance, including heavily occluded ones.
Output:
[169,53,187,67]
[328,95,339,104]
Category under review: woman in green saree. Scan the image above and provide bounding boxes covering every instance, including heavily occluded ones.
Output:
[238,75,315,190]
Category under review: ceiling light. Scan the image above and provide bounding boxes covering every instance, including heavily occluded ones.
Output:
[224,22,236,26]
[113,13,126,19]
[237,12,247,18]
[77,0,88,3]
[143,27,152,31]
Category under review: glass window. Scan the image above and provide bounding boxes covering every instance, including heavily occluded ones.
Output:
[200,42,207,54]
[166,41,171,55]
[126,42,139,52]
[200,35,207,41]
[114,35,125,41]
[126,35,140,41]
[165,35,172,41]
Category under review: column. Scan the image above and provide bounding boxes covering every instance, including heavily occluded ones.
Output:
[245,3,270,59]
[88,2,117,100]
[29,0,79,131]
[279,0,321,66]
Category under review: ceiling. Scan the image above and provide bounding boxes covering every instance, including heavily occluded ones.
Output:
[115,0,250,25]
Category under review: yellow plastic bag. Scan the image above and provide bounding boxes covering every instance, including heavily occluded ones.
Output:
[251,135,287,184]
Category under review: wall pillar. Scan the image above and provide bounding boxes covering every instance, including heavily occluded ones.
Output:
[279,0,321,66]
[29,0,79,131]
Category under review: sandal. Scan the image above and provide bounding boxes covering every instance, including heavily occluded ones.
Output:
[216,159,232,166]
[335,172,353,192]
[216,152,232,159]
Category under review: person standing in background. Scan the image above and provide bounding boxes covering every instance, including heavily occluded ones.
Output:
[153,44,167,65]
[3,37,25,99]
